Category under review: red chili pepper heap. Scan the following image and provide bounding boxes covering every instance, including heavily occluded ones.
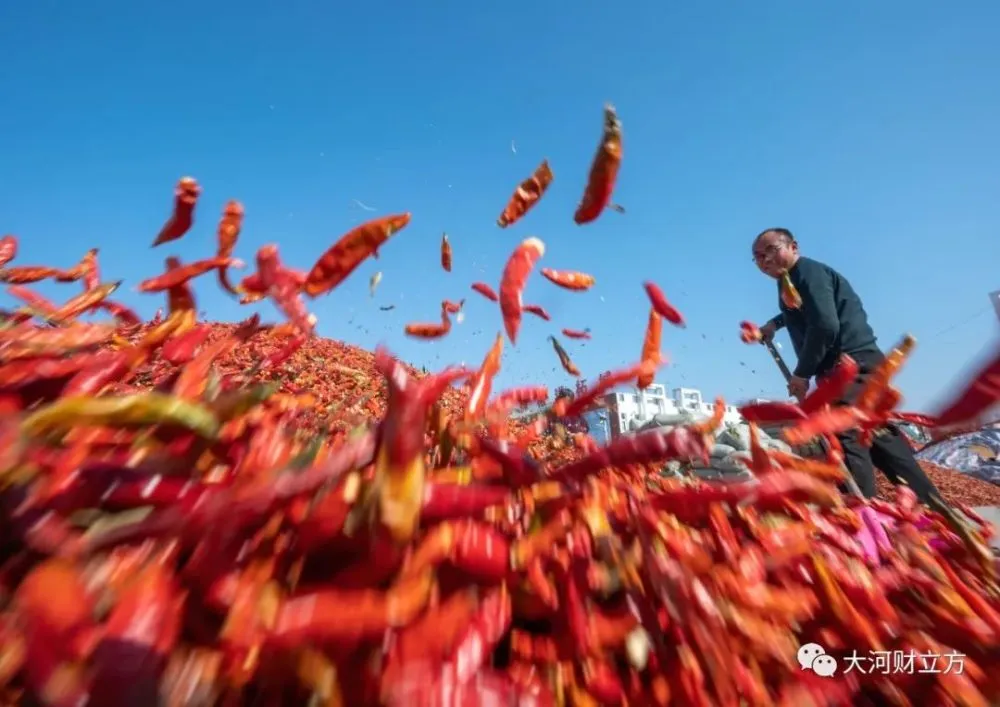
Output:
[0,151,999,705]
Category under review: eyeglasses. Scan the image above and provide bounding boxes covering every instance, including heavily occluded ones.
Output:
[752,243,783,263]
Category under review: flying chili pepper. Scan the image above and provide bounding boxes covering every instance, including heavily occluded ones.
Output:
[934,346,1000,428]
[0,235,17,268]
[441,234,453,273]
[550,336,581,377]
[0,266,62,285]
[499,237,545,345]
[522,304,550,322]
[561,328,591,340]
[780,273,802,309]
[643,282,686,327]
[7,286,59,319]
[406,301,453,340]
[468,333,504,417]
[304,213,412,298]
[497,159,554,228]
[370,271,383,298]
[152,177,201,247]
[442,299,464,315]
[20,393,221,440]
[638,308,662,389]
[799,355,859,415]
[855,335,916,412]
[48,281,122,324]
[257,245,317,335]
[216,200,244,295]
[739,321,762,344]
[161,257,196,314]
[137,256,243,294]
[471,282,499,302]
[404,320,451,340]
[541,268,595,292]
[574,104,623,225]
[55,249,99,287]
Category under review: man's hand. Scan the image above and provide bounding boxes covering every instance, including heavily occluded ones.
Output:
[788,375,809,402]
[760,320,777,342]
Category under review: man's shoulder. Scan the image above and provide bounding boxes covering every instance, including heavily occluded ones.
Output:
[797,256,829,271]
[795,257,839,279]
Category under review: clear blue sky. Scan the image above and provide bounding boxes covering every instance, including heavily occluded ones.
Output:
[2,1,999,411]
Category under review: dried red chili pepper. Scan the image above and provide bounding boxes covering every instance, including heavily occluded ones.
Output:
[216,200,244,295]
[738,400,807,424]
[255,245,316,334]
[499,237,545,345]
[783,406,870,445]
[48,281,121,324]
[55,248,99,287]
[442,299,464,315]
[404,320,451,340]
[153,177,201,247]
[7,286,59,318]
[555,361,651,419]
[467,332,504,418]
[0,266,61,285]
[779,272,802,309]
[637,308,662,389]
[368,349,469,543]
[739,320,762,344]
[549,336,581,377]
[799,355,859,414]
[174,336,241,400]
[161,325,212,365]
[470,282,499,302]
[522,304,550,321]
[574,104,623,225]
[158,257,197,314]
[137,256,242,293]
[643,281,686,327]
[96,300,142,328]
[855,334,916,412]
[497,159,554,228]
[0,235,17,268]
[304,213,412,297]
[934,345,1000,428]
[540,268,595,291]
[440,233,453,273]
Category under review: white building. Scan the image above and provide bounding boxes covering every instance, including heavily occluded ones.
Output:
[603,383,743,438]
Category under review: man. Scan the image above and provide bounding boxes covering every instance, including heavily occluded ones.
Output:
[752,227,940,502]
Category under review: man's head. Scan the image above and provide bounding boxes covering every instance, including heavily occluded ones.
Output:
[752,227,799,278]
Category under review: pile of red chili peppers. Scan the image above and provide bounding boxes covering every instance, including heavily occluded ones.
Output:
[2,104,1000,706]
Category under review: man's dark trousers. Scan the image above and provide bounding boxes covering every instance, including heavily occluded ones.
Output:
[831,361,940,503]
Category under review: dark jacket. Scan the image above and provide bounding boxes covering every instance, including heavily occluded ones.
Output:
[767,256,882,379]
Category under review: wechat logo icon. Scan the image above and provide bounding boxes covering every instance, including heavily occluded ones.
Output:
[798,642,839,678]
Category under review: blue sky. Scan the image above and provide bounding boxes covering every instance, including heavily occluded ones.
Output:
[2,0,999,411]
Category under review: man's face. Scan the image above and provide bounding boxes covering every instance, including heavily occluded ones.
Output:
[752,231,797,278]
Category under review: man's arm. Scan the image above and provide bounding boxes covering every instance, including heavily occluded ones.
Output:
[767,313,785,330]
[792,266,840,379]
